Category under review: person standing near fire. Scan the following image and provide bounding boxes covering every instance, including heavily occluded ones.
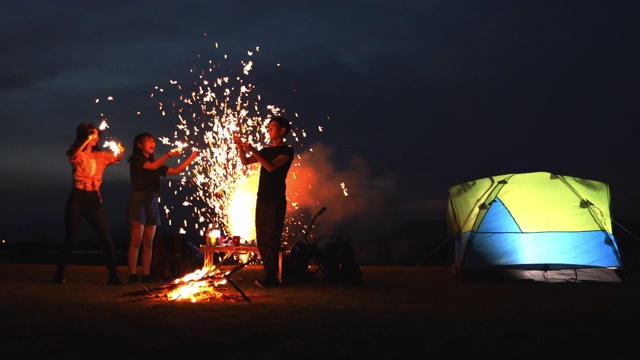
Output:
[234,115,294,288]
[52,122,125,285]
[126,133,198,284]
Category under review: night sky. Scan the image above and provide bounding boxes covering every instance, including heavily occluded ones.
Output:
[1,1,639,246]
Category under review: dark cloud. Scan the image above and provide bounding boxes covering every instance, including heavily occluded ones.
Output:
[2,0,640,246]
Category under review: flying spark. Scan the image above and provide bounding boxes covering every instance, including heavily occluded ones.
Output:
[154,43,342,245]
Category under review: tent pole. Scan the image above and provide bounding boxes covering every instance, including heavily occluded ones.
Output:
[399,235,453,280]
[613,219,640,245]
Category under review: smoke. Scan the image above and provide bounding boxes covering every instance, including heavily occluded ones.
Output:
[285,142,396,244]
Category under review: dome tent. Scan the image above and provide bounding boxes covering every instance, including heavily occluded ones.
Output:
[447,172,624,282]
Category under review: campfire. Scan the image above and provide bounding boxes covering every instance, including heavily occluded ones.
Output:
[164,267,228,302]
[125,252,259,303]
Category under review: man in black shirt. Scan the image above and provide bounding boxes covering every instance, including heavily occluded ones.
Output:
[234,116,293,288]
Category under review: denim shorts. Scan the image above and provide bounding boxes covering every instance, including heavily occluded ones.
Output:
[127,191,161,226]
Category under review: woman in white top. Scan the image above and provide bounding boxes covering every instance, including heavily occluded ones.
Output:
[52,122,125,285]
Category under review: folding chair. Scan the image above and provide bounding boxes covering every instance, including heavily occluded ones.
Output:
[282,207,327,283]
[311,234,343,282]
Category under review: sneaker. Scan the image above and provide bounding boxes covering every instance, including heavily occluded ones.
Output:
[127,274,139,285]
[254,279,279,288]
[107,274,124,286]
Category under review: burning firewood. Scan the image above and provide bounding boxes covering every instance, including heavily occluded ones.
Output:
[121,253,258,303]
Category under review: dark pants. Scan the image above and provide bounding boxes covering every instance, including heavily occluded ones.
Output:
[56,188,118,273]
[255,198,286,283]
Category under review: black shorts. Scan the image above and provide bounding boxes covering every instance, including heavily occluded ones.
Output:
[127,191,161,226]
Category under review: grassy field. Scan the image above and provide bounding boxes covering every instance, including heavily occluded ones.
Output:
[2,263,640,359]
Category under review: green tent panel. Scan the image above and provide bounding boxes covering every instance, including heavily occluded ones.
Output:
[447,172,623,282]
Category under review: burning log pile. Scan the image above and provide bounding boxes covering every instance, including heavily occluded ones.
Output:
[123,253,259,303]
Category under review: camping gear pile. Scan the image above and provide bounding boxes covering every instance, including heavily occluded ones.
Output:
[281,207,362,284]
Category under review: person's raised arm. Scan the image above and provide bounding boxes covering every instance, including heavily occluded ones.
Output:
[233,136,289,172]
[248,146,290,172]
[234,135,257,166]
[166,150,199,175]
[68,129,98,160]
[143,148,182,170]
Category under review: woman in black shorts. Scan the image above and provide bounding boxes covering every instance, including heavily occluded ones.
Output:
[126,133,198,284]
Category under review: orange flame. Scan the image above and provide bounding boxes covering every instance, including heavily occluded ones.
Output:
[165,267,228,302]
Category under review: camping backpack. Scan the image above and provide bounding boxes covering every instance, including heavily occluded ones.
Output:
[150,233,204,281]
[314,235,363,283]
[282,241,316,283]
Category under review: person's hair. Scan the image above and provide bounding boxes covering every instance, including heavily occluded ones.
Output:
[67,122,102,155]
[128,132,155,163]
[270,116,291,135]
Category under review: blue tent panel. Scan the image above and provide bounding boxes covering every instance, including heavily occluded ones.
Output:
[461,231,621,269]
[477,197,521,233]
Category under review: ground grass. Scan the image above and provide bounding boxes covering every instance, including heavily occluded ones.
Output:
[2,263,640,359]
